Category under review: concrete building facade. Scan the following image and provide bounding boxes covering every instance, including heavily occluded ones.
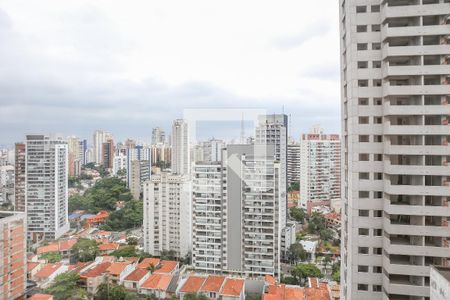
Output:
[340,1,450,299]
[171,119,190,175]
[143,173,192,258]
[25,135,69,241]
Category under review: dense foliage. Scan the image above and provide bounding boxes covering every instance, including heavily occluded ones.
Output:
[69,177,133,213]
[308,212,335,242]
[40,251,62,263]
[288,182,299,192]
[45,272,86,300]
[291,263,323,285]
[96,283,150,300]
[105,200,143,231]
[72,238,99,263]
[287,243,307,264]
[289,207,306,223]
[110,246,139,258]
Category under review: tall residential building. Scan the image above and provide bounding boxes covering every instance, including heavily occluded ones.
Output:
[14,143,26,212]
[171,119,190,175]
[0,166,14,204]
[152,127,166,145]
[26,134,69,241]
[151,143,171,167]
[93,130,112,164]
[0,212,26,300]
[192,144,283,277]
[287,142,301,186]
[255,114,288,229]
[143,172,192,258]
[67,136,81,177]
[340,1,450,299]
[102,138,115,169]
[127,145,151,199]
[112,154,127,176]
[299,126,341,211]
[79,139,88,165]
[193,139,225,163]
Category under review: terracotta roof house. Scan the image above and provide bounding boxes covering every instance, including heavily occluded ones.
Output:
[98,242,120,255]
[305,278,330,300]
[137,258,161,270]
[36,239,78,258]
[140,273,174,299]
[27,262,43,280]
[80,262,112,295]
[123,268,150,291]
[106,261,137,285]
[263,284,305,300]
[28,294,54,300]
[178,276,207,300]
[153,260,178,274]
[33,263,68,288]
[220,278,245,300]
[199,275,226,299]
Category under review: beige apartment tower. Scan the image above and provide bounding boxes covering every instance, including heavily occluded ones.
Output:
[340,0,450,299]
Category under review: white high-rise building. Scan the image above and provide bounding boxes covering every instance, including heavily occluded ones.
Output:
[143,172,192,258]
[151,127,166,145]
[255,114,288,228]
[193,139,226,163]
[192,144,283,278]
[171,119,190,175]
[112,154,127,176]
[93,130,112,164]
[25,135,69,241]
[299,126,341,211]
[340,1,450,299]
[127,145,151,200]
[287,141,300,186]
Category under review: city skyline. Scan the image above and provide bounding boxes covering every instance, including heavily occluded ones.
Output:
[0,0,340,145]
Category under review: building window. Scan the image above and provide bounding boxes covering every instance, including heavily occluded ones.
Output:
[374,210,383,217]
[372,61,381,68]
[373,248,382,255]
[374,172,383,180]
[356,6,367,13]
[358,247,369,254]
[371,5,380,12]
[359,153,369,161]
[373,79,382,87]
[373,117,382,124]
[373,98,382,105]
[358,98,369,105]
[357,25,367,32]
[359,117,369,124]
[358,61,368,69]
[358,228,369,236]
[358,80,368,87]
[359,210,369,217]
[359,172,370,180]
[374,135,383,143]
[359,135,369,142]
[373,266,382,273]
[374,154,383,161]
[373,285,382,292]
[359,191,370,198]
[372,43,381,50]
[371,24,381,32]
[358,265,369,272]
[373,229,382,236]
[358,284,369,291]
[357,43,368,50]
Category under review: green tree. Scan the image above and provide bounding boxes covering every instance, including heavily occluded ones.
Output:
[111,246,138,258]
[72,238,99,262]
[126,237,139,245]
[116,168,127,177]
[331,261,341,282]
[323,255,332,274]
[319,228,334,242]
[40,251,62,263]
[106,201,143,231]
[289,207,306,223]
[291,263,323,286]
[288,243,307,264]
[308,212,327,234]
[45,272,86,300]
[288,182,300,192]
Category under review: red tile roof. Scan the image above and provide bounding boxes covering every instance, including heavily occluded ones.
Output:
[27,262,40,272]
[154,260,177,274]
[141,274,173,291]
[124,268,149,282]
[200,275,226,293]
[263,284,305,300]
[137,258,161,270]
[305,281,330,300]
[28,294,53,300]
[221,278,245,297]
[36,244,58,255]
[34,263,62,279]
[80,262,111,278]
[58,239,77,251]
[180,276,206,293]
[265,275,277,285]
[107,262,130,276]
[36,239,78,254]
[98,243,120,251]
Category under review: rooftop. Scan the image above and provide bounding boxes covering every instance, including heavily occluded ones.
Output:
[28,294,53,300]
[221,278,245,297]
[107,262,130,275]
[98,243,120,251]
[34,263,62,279]
[80,262,112,278]
[137,258,161,269]
[141,274,173,291]
[124,268,149,282]
[180,276,206,293]
[154,260,177,274]
[264,284,305,300]
[200,275,226,293]
[27,262,40,272]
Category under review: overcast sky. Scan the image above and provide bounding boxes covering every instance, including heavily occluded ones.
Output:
[0,0,341,146]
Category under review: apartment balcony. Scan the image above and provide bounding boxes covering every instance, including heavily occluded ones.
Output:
[384,161,450,176]
[383,218,449,237]
[384,144,450,155]
[382,24,450,39]
[383,64,450,77]
[383,255,430,276]
[383,103,450,116]
[382,44,450,58]
[383,123,450,135]
[382,3,450,19]
[384,199,450,217]
[383,84,450,96]
[382,274,429,298]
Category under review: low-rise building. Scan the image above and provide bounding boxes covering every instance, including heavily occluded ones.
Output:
[199,275,226,299]
[28,294,54,300]
[98,243,120,255]
[123,268,150,291]
[79,262,112,295]
[220,278,245,300]
[36,239,78,259]
[106,261,136,285]
[140,273,174,299]
[33,263,68,288]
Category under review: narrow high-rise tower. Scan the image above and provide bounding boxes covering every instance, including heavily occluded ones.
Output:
[26,135,69,241]
[171,119,190,175]
[340,1,450,299]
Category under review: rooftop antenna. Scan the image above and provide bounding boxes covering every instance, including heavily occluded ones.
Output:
[240,112,245,144]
